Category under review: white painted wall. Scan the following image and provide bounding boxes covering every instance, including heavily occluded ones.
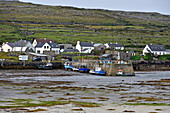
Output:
[1,43,13,52]
[143,45,166,55]
[81,47,94,53]
[35,43,60,54]
[51,48,60,54]
[32,39,37,47]
[76,41,81,52]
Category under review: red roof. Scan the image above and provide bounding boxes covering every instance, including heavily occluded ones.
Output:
[36,39,54,43]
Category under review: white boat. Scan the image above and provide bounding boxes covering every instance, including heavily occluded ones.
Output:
[72,67,79,71]
[89,69,95,74]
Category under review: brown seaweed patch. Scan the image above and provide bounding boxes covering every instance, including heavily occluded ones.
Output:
[107,108,115,111]
[57,98,69,101]
[70,101,100,107]
[155,109,163,111]
[127,97,163,102]
[71,108,84,111]
[147,79,170,83]
[98,97,109,101]
[64,93,74,96]
[123,110,135,112]
[27,108,48,112]
[80,97,96,99]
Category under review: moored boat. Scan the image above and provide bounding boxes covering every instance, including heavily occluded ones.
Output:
[64,62,74,70]
[116,69,134,76]
[79,65,90,73]
[89,69,95,74]
[94,67,106,75]
[38,62,53,70]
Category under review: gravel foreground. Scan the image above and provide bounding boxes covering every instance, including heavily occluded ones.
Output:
[0,104,170,113]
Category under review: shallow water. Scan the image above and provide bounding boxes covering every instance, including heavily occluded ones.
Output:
[0,70,170,105]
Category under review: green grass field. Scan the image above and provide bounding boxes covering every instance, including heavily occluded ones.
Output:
[0,1,169,48]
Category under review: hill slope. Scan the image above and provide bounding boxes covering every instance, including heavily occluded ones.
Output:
[0,0,170,48]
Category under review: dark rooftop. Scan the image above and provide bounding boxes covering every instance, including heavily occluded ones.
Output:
[80,42,94,47]
[63,49,79,52]
[148,44,166,51]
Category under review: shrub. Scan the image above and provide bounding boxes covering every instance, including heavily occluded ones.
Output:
[144,53,153,61]
[130,55,141,60]
[158,55,170,60]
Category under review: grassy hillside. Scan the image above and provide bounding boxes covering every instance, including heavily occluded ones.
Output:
[0,1,170,48]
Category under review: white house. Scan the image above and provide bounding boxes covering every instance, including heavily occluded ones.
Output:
[1,42,14,52]
[13,40,34,52]
[105,43,124,50]
[32,38,54,47]
[76,41,94,53]
[35,42,60,54]
[143,44,167,56]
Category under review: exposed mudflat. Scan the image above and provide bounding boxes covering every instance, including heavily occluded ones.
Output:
[0,70,170,113]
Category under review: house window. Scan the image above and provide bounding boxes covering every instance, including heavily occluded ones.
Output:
[8,49,10,52]
[47,46,49,49]
[44,46,46,49]
[37,50,40,53]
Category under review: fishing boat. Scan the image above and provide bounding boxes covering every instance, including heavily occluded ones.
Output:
[72,67,79,71]
[64,62,74,70]
[89,69,95,74]
[116,69,134,76]
[79,65,90,73]
[38,62,53,70]
[94,67,106,75]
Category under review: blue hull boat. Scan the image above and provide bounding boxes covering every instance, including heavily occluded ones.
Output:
[64,62,74,70]
[79,68,90,73]
[95,70,106,75]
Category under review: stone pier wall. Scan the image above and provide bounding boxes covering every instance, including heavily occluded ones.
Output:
[72,62,135,76]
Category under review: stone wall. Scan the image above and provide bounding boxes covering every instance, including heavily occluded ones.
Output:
[0,61,62,69]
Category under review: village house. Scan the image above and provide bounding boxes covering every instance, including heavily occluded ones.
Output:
[32,38,54,47]
[1,40,34,52]
[0,42,14,52]
[143,44,167,55]
[35,42,60,54]
[93,43,106,51]
[58,44,73,52]
[105,43,124,50]
[76,41,94,53]
[12,40,34,52]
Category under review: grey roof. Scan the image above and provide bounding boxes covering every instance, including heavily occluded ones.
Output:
[35,43,44,48]
[80,42,94,47]
[35,42,59,48]
[7,43,15,47]
[63,49,79,52]
[48,43,59,48]
[109,43,124,47]
[14,40,28,47]
[148,44,166,51]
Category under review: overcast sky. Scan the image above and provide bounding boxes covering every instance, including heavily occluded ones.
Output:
[20,0,170,15]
